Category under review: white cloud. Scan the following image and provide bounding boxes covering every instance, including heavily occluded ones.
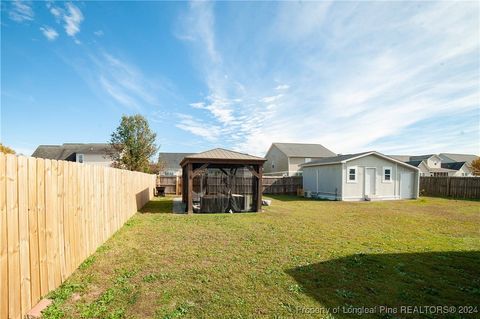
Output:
[40,26,59,41]
[50,7,61,18]
[275,84,289,90]
[175,114,221,142]
[63,3,83,37]
[9,0,34,22]
[260,94,283,104]
[176,1,479,156]
[94,30,104,37]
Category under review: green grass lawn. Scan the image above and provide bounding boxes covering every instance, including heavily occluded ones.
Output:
[44,196,480,319]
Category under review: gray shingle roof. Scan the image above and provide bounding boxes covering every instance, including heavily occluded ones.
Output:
[158,153,194,169]
[271,143,336,157]
[32,143,111,160]
[406,160,423,167]
[439,153,478,164]
[441,162,466,170]
[184,148,265,161]
[301,151,372,166]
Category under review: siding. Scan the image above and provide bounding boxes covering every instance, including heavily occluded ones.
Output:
[288,157,323,176]
[302,164,342,199]
[342,154,418,200]
[264,146,289,175]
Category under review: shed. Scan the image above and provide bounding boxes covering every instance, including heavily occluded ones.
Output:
[300,151,420,201]
[179,148,267,213]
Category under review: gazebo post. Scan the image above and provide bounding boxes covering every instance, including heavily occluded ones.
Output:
[187,162,193,214]
[256,164,263,212]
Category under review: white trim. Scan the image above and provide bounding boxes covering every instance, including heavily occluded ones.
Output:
[382,166,392,183]
[364,167,376,196]
[346,166,357,183]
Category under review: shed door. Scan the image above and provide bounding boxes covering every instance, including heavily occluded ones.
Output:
[400,172,414,199]
[365,168,376,196]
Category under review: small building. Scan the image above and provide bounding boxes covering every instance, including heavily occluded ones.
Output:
[31,143,113,166]
[264,143,336,176]
[180,148,266,213]
[158,152,194,176]
[301,151,420,201]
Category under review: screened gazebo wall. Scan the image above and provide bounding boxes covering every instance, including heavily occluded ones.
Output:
[180,150,266,213]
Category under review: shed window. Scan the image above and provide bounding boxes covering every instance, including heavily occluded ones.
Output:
[305,158,312,163]
[383,167,392,182]
[347,167,357,183]
[271,161,275,169]
[77,154,84,163]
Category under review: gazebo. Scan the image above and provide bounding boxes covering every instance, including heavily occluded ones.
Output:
[179,148,266,214]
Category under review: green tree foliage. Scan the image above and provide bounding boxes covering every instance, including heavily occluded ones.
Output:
[468,158,480,176]
[109,115,157,172]
[0,143,16,154]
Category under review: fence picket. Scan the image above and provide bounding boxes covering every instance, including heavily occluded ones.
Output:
[1,154,155,318]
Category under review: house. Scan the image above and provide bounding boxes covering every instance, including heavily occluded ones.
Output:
[179,148,266,213]
[158,152,194,176]
[32,143,113,166]
[301,151,420,201]
[264,143,336,176]
[390,153,478,177]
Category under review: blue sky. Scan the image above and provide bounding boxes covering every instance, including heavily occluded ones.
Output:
[1,1,479,157]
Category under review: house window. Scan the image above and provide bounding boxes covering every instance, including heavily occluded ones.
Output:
[305,158,311,163]
[271,161,275,169]
[383,167,392,182]
[77,154,84,163]
[347,167,357,183]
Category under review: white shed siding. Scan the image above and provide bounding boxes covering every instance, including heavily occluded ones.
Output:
[342,154,418,200]
[302,164,342,200]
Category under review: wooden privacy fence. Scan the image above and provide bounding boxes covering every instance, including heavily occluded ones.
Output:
[420,176,480,199]
[0,153,156,319]
[157,175,181,195]
[158,175,303,195]
[262,176,303,195]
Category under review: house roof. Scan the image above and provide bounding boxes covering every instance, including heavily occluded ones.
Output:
[180,148,266,166]
[409,154,437,161]
[158,152,194,169]
[389,155,412,162]
[405,160,423,167]
[441,162,466,170]
[270,143,336,158]
[439,153,478,164]
[32,143,111,160]
[300,151,419,170]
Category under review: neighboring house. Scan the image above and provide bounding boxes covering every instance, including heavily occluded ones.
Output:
[301,151,420,201]
[390,153,478,177]
[264,143,336,176]
[158,152,194,176]
[32,143,113,166]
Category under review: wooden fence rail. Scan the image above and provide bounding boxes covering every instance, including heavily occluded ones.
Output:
[0,153,156,319]
[420,176,480,199]
[158,175,303,195]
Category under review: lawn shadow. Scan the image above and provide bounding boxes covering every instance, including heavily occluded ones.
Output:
[286,251,480,318]
[140,198,173,214]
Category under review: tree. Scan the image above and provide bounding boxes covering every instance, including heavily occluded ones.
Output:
[0,143,15,154]
[109,115,158,172]
[468,158,480,176]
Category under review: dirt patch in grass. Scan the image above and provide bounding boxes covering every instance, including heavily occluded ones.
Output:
[44,196,480,318]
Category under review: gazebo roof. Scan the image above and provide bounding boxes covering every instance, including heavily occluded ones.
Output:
[180,148,266,166]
